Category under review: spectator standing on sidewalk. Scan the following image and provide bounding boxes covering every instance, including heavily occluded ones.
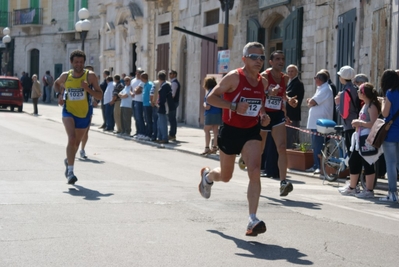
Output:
[130,68,144,137]
[168,70,180,141]
[141,72,154,140]
[43,70,54,103]
[157,71,175,144]
[104,76,115,132]
[198,42,271,236]
[201,76,222,155]
[335,66,358,156]
[339,82,380,198]
[31,74,41,115]
[112,74,124,134]
[306,71,334,174]
[379,70,399,202]
[150,81,160,141]
[118,76,133,136]
[98,69,110,129]
[285,64,304,149]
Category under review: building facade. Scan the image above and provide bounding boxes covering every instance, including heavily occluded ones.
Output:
[1,0,398,128]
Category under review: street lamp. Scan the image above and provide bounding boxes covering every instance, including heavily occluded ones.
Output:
[75,8,91,52]
[2,27,11,75]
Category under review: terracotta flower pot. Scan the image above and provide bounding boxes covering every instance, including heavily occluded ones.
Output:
[286,149,314,171]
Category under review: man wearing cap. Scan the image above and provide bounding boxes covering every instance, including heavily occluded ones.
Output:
[335,65,359,155]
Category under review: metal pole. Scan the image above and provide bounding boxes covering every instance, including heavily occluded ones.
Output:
[223,0,229,50]
[81,31,87,52]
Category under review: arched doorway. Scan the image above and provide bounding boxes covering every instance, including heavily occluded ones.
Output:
[268,18,283,56]
[30,49,40,78]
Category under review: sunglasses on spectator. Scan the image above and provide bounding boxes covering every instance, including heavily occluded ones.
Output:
[244,54,266,61]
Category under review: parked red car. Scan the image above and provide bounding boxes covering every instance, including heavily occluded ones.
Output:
[0,76,23,112]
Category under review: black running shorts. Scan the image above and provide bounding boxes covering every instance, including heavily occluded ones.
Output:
[217,123,262,155]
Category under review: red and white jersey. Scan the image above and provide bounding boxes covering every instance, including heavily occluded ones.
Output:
[264,69,286,112]
[222,68,265,128]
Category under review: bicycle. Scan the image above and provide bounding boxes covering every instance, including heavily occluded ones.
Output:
[320,125,349,182]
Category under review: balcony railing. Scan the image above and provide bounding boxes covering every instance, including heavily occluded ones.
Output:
[12,8,43,26]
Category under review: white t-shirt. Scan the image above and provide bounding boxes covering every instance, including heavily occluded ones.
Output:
[133,81,145,102]
[120,85,132,108]
[307,82,334,129]
[131,78,141,101]
[104,81,115,105]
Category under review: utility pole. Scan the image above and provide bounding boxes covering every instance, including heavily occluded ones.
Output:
[220,0,234,50]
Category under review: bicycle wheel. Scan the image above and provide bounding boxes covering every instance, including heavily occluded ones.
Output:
[321,139,341,182]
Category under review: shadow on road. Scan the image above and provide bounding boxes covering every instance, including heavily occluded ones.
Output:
[64,185,114,201]
[77,158,105,164]
[207,230,312,264]
[261,195,322,210]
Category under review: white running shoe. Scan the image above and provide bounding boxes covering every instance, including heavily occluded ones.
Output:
[340,186,356,196]
[355,190,374,198]
[379,192,398,202]
[246,218,267,236]
[198,167,213,199]
[80,150,87,159]
[338,182,360,193]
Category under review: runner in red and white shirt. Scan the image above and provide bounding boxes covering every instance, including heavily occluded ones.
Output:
[198,42,271,237]
[260,50,296,197]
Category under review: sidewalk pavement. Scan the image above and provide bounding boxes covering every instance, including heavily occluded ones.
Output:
[23,101,325,180]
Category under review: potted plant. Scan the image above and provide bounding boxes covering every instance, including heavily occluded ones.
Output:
[286,143,314,171]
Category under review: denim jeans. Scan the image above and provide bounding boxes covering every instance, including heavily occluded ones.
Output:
[152,106,159,140]
[382,141,399,193]
[134,101,145,135]
[311,129,324,169]
[158,113,168,141]
[105,103,115,130]
[45,86,52,103]
[168,109,177,137]
[143,105,153,137]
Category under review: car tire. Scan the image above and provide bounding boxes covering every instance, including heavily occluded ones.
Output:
[10,106,15,111]
[18,105,23,112]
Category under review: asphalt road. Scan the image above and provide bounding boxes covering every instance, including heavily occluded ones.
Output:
[0,103,398,266]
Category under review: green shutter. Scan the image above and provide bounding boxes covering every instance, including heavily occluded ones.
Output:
[68,0,75,30]
[0,0,8,27]
[81,0,88,8]
[30,0,39,8]
[282,7,303,71]
[30,0,39,24]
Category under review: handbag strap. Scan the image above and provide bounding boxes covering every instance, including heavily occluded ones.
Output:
[387,108,399,125]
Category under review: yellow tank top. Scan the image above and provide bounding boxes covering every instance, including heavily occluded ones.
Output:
[64,69,89,118]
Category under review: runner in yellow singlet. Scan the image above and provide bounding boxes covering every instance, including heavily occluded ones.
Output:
[54,50,103,184]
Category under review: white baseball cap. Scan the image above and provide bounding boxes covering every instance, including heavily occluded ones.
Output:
[337,66,355,80]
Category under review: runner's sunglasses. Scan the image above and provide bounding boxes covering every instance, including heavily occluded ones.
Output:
[244,54,266,61]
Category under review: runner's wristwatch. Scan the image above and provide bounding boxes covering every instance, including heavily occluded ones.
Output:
[230,102,237,112]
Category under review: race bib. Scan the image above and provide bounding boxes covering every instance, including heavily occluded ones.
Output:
[67,88,85,101]
[239,97,262,117]
[265,96,282,110]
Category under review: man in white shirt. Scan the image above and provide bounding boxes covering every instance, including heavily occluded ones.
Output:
[130,68,144,136]
[104,76,115,131]
[306,71,334,174]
